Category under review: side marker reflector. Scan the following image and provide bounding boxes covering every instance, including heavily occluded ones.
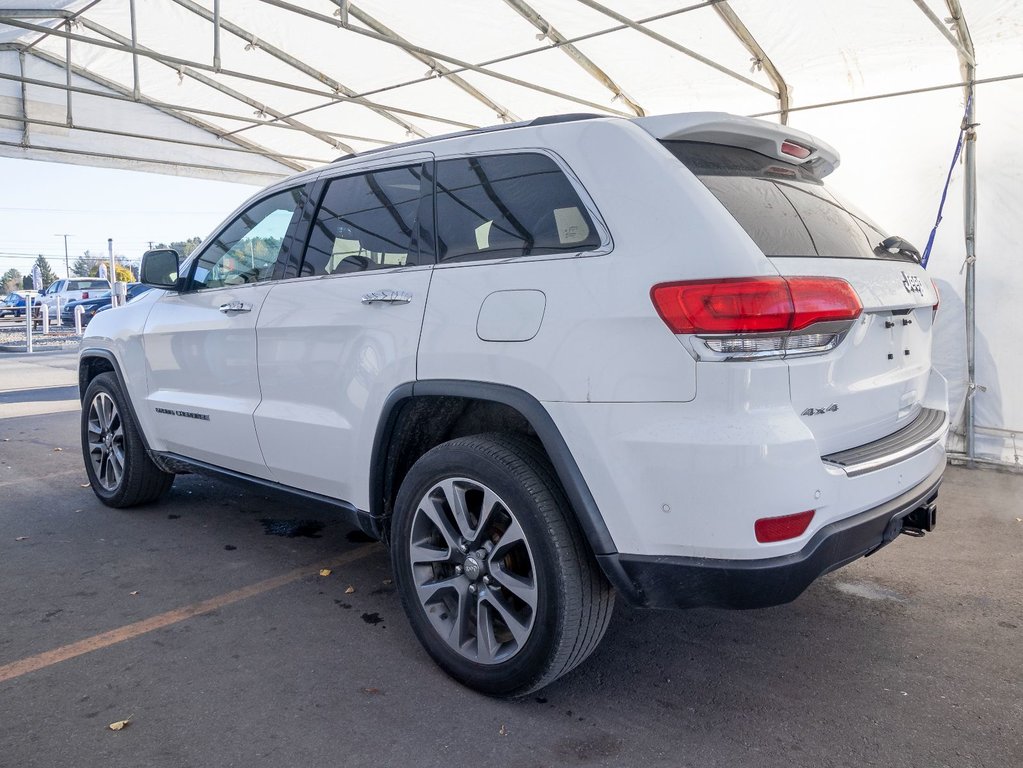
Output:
[755,510,815,543]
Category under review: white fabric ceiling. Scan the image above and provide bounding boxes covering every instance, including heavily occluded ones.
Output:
[1,0,1022,463]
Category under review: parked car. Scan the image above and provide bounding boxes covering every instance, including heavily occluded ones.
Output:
[37,277,111,317]
[78,112,947,697]
[62,284,151,326]
[1,292,28,318]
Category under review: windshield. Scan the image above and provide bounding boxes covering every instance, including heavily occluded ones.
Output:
[662,141,918,262]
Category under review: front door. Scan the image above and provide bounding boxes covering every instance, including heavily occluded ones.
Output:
[254,160,434,506]
[142,186,308,478]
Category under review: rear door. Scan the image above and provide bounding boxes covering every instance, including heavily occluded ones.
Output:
[665,141,938,454]
[253,157,435,504]
[142,185,308,477]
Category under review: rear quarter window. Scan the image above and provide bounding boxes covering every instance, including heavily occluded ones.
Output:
[435,153,600,263]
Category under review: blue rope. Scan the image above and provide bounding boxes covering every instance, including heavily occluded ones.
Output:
[921,93,972,268]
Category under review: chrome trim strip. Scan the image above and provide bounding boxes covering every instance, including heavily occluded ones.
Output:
[823,408,948,477]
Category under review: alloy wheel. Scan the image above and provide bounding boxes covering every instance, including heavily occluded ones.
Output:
[86,391,125,491]
[408,477,538,665]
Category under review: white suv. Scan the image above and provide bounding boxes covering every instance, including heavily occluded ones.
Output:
[78,112,947,696]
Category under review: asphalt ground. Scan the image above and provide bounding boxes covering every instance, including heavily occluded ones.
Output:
[0,351,1020,768]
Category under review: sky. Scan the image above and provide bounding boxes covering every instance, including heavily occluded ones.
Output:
[0,157,260,280]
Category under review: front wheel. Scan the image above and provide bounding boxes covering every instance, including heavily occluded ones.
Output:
[81,372,174,507]
[391,434,614,697]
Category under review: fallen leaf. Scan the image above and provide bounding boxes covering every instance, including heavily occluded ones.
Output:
[344,585,355,594]
[108,717,132,731]
[15,536,28,541]
[499,725,509,736]
[319,569,332,577]
[130,591,139,596]
[53,447,63,452]
[1016,517,1022,523]
[362,687,380,694]
[382,579,393,585]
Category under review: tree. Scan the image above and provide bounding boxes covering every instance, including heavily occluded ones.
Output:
[33,255,58,289]
[71,251,135,281]
[2,268,21,293]
[72,251,101,277]
[153,237,202,258]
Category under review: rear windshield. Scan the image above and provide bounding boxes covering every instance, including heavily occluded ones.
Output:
[663,141,918,262]
[68,279,109,290]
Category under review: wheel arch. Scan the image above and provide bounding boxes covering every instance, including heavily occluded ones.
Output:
[370,380,617,557]
[79,348,156,455]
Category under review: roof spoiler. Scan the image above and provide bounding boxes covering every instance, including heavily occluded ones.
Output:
[635,112,840,177]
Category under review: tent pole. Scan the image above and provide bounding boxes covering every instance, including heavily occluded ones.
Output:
[713,2,789,123]
[169,0,431,138]
[345,3,521,124]
[213,0,221,71]
[945,0,977,465]
[128,0,139,100]
[79,18,356,153]
[501,0,644,116]
[963,68,977,464]
[574,0,776,97]
[64,20,72,124]
[17,50,28,146]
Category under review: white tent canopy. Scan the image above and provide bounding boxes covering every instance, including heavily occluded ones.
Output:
[1,1,1021,464]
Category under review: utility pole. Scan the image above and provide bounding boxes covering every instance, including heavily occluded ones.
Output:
[55,233,73,278]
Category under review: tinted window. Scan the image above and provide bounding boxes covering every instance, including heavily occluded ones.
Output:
[663,141,914,261]
[435,153,600,263]
[300,164,430,277]
[67,279,109,291]
[190,186,307,289]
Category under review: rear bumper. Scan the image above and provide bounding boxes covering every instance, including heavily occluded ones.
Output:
[598,461,943,610]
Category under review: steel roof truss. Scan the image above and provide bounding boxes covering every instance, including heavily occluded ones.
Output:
[501,0,644,116]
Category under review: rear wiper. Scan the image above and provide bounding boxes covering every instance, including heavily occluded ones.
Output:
[875,235,921,263]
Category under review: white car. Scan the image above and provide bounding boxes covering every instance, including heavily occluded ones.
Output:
[78,112,947,696]
[37,277,111,317]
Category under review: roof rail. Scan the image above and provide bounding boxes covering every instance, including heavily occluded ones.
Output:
[333,113,606,162]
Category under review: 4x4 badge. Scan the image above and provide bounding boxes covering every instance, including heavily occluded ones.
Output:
[901,271,924,295]
[801,404,839,416]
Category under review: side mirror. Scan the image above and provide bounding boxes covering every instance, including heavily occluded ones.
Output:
[140,249,181,289]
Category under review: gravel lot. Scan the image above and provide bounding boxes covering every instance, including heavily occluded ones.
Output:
[0,318,81,351]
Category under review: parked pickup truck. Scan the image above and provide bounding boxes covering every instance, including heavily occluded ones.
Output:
[36,278,111,317]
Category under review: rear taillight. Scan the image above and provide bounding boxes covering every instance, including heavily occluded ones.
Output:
[651,277,862,360]
[651,277,861,360]
[755,510,815,543]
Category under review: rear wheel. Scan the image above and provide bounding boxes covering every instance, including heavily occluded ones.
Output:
[391,434,614,697]
[81,372,174,507]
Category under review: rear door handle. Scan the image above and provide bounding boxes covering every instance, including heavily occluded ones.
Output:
[361,290,412,305]
[219,301,252,313]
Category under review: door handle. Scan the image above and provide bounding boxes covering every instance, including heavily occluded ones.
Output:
[219,301,252,313]
[361,290,412,305]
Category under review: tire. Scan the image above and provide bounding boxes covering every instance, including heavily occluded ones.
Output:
[81,372,174,508]
[390,433,614,697]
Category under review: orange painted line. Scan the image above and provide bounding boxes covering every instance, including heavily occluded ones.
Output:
[0,544,381,684]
